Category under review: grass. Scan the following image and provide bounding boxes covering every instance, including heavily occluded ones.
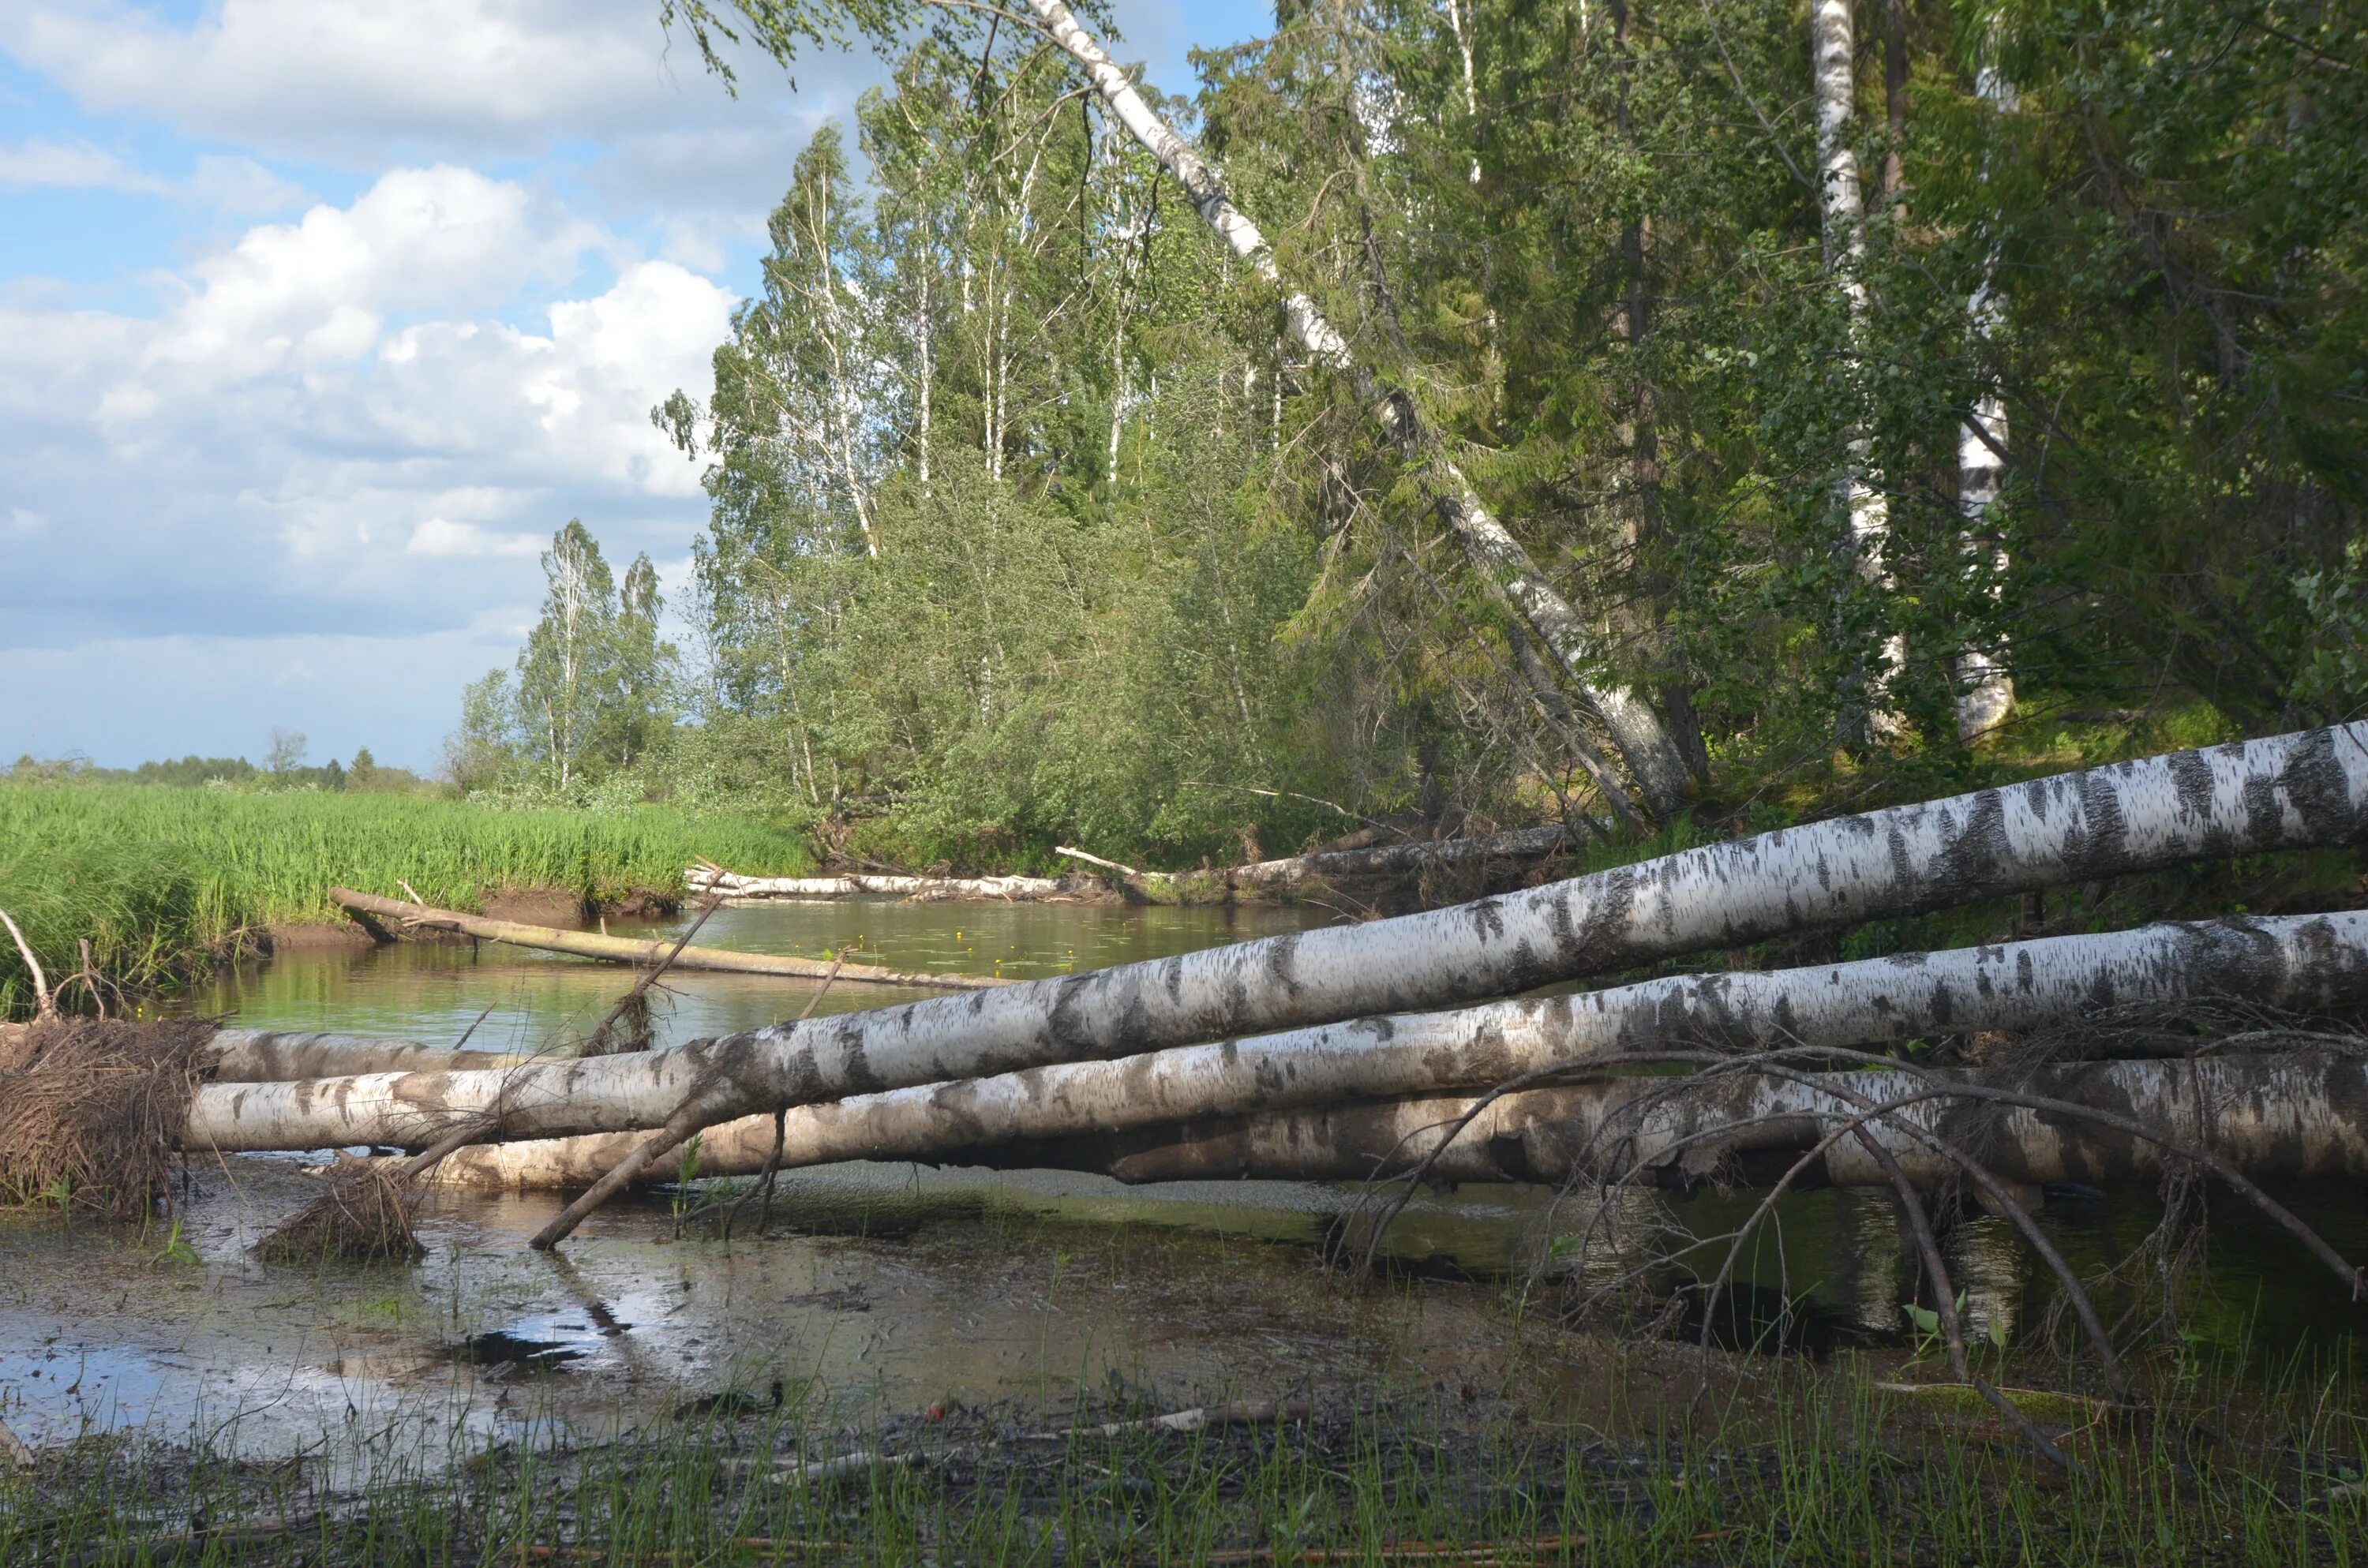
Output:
[0,784,812,1018]
[4,1349,2362,1565]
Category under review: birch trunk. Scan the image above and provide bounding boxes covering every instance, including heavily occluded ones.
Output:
[688,867,1066,901]
[1814,0,1905,742]
[207,1030,530,1083]
[190,728,2368,1155]
[1954,53,2020,740]
[1017,0,1694,823]
[972,1054,2368,1190]
[358,913,2368,1186]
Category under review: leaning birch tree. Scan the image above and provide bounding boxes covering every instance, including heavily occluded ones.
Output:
[660,0,1696,823]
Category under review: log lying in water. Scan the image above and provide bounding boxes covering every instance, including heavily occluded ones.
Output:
[232,912,2368,1177]
[207,1029,531,1083]
[330,889,999,991]
[242,726,2368,1172]
[974,1053,2368,1191]
[1053,825,1576,898]
[687,866,1067,901]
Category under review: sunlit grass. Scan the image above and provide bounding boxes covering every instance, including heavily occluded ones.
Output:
[0,784,811,1016]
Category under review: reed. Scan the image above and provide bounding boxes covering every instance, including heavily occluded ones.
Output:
[0,785,811,1017]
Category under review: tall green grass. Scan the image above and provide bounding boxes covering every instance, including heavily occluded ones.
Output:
[0,785,811,1017]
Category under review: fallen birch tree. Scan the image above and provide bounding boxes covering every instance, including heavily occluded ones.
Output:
[1050,825,1576,900]
[195,912,2368,1176]
[207,1030,531,1083]
[947,1053,2368,1192]
[158,728,2368,1244]
[332,888,997,990]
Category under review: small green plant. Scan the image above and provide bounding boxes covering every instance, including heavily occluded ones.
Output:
[146,1217,198,1269]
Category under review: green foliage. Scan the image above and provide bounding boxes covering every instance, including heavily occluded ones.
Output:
[0,785,809,1019]
[525,0,2366,863]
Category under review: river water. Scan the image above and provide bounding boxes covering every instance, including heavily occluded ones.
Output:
[2,900,2362,1475]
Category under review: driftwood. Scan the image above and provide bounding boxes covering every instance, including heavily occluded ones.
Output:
[1051,825,1573,897]
[687,865,1066,901]
[331,888,998,991]
[278,913,2368,1184]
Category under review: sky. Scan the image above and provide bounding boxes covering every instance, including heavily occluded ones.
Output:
[0,0,1272,773]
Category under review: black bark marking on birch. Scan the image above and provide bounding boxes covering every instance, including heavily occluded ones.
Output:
[2167,747,2218,826]
[1263,934,1304,1007]
[1544,892,1583,965]
[1572,870,1637,971]
[1163,957,1186,1006]
[1931,789,2008,907]
[2015,950,2035,993]
[2275,728,2355,844]
[2072,766,2130,874]
[1467,900,1507,944]
[1925,984,1951,1027]
[837,1035,882,1096]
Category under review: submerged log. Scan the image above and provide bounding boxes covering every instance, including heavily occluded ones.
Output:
[221,912,2368,1174]
[330,889,999,991]
[687,866,1066,901]
[224,727,2368,1167]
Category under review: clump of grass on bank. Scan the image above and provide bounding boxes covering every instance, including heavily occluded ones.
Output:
[6,1353,2364,1566]
[0,785,811,1017]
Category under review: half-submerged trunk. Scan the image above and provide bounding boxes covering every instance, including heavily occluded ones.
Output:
[1019,0,1694,822]
[354,913,2368,1187]
[976,1054,2368,1190]
[182,728,2368,1154]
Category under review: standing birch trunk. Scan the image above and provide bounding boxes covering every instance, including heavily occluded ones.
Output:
[1954,50,2019,740]
[335,913,2368,1187]
[1014,0,1695,823]
[1814,0,1905,743]
[179,726,2368,1159]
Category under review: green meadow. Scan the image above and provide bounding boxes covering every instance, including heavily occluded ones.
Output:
[0,785,811,1017]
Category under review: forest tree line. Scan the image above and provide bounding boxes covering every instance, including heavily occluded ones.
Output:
[452,0,2366,870]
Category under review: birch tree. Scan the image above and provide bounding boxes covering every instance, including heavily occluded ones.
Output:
[514,521,616,791]
[1812,0,1904,744]
[1952,31,2017,740]
[179,727,2368,1162]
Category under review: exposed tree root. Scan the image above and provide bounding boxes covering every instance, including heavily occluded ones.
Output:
[0,1017,217,1219]
[253,1158,424,1264]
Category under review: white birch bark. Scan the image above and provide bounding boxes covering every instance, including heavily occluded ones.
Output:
[1813,0,1905,739]
[995,1054,2368,1190]
[1954,54,2019,740]
[354,913,2368,1186]
[1017,0,1694,822]
[206,1030,530,1083]
[182,725,2368,1152]
[687,867,1066,900]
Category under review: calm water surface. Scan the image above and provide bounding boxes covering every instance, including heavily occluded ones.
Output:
[2,898,2360,1473]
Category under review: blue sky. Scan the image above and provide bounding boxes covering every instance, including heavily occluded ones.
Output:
[0,0,1273,773]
